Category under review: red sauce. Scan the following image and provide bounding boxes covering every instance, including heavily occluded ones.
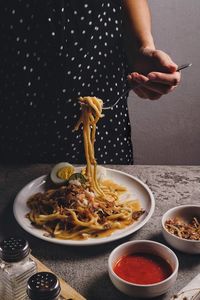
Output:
[113,253,172,285]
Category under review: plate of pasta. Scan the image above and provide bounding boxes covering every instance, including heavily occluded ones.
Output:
[13,166,155,246]
[13,96,155,245]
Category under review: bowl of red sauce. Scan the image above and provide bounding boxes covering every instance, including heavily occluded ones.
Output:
[108,240,179,298]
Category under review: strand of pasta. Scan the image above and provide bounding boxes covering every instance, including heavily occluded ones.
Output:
[74,96,105,196]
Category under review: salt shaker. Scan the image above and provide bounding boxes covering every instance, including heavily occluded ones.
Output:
[0,237,37,300]
[27,272,62,300]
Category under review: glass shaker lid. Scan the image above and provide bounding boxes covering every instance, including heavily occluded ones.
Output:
[0,237,30,262]
[27,272,61,299]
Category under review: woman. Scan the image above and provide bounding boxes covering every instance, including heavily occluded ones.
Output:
[0,0,180,164]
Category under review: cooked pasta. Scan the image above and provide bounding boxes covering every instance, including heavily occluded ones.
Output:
[74,96,104,196]
[26,182,144,240]
[26,96,145,240]
[165,217,200,240]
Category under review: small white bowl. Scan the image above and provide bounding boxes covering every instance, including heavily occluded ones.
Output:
[108,240,178,298]
[162,205,200,254]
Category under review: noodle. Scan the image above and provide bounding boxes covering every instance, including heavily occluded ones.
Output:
[74,96,104,196]
[165,217,200,240]
[26,96,145,240]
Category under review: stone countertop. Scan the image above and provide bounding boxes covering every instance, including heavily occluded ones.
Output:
[0,164,200,300]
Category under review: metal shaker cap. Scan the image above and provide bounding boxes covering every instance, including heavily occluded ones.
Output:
[27,272,61,300]
[0,237,30,262]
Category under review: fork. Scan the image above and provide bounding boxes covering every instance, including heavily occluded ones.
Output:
[103,63,192,110]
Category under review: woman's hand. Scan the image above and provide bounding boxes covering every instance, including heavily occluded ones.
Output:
[127,47,181,100]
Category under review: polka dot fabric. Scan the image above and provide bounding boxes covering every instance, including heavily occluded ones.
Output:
[0,0,133,164]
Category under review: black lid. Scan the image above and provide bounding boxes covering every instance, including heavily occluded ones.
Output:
[27,272,61,300]
[0,237,30,262]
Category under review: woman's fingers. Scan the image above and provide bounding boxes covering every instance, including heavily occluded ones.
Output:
[133,87,149,99]
[135,86,169,100]
[128,71,180,100]
[139,81,177,95]
[130,71,181,86]
[147,71,181,86]
[128,72,149,86]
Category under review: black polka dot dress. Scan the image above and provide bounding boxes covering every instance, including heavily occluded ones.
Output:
[0,0,134,164]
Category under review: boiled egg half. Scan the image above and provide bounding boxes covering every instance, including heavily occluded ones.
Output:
[50,162,75,185]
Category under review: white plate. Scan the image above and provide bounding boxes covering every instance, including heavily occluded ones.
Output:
[13,168,155,246]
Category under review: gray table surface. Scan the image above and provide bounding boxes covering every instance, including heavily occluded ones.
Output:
[0,164,200,300]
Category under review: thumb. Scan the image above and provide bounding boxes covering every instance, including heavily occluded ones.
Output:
[153,50,178,73]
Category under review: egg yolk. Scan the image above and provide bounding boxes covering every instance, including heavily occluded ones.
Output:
[56,166,74,180]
